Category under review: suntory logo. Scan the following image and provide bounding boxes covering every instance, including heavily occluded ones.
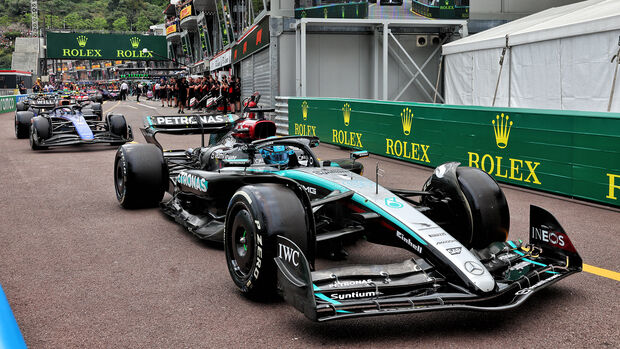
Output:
[401,107,413,136]
[77,35,88,47]
[130,37,141,49]
[342,103,351,126]
[492,113,513,149]
[301,101,308,121]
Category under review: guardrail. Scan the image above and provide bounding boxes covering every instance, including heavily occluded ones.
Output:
[286,97,620,207]
[0,94,28,114]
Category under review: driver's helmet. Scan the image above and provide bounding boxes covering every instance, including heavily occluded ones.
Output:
[259,145,295,166]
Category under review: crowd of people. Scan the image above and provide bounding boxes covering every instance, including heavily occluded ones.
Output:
[143,75,242,114]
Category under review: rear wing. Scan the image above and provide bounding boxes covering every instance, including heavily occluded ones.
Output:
[141,114,239,149]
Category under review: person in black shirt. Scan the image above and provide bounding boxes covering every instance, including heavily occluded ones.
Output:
[177,76,189,113]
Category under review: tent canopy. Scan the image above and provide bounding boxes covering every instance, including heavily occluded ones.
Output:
[443,0,620,55]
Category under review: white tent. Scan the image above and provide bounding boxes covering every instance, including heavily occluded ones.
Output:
[442,0,620,112]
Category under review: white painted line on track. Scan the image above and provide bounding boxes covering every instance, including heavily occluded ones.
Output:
[137,103,158,110]
[126,105,138,110]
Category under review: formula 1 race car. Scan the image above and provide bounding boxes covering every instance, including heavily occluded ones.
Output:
[24,105,132,150]
[113,113,581,322]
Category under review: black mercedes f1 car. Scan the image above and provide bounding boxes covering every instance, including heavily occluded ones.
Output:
[114,112,581,322]
[23,105,132,150]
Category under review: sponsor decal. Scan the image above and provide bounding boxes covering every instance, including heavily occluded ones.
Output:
[342,103,351,126]
[153,115,225,126]
[302,101,308,120]
[446,247,462,255]
[464,261,485,275]
[330,291,379,300]
[278,243,300,267]
[301,185,317,195]
[180,5,193,20]
[166,24,177,35]
[293,101,317,137]
[384,197,403,209]
[428,232,447,237]
[436,239,456,245]
[468,114,541,185]
[385,107,431,163]
[332,129,363,148]
[77,35,88,47]
[531,226,575,252]
[396,231,422,254]
[607,173,620,200]
[129,37,141,49]
[330,279,372,288]
[176,171,208,192]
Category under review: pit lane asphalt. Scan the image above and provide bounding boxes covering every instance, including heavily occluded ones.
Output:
[0,100,618,348]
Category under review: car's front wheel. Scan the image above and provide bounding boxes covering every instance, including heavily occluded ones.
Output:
[114,144,167,208]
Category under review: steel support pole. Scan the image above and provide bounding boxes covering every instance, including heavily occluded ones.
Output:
[295,25,300,96]
[373,27,379,100]
[382,23,388,100]
[301,22,307,97]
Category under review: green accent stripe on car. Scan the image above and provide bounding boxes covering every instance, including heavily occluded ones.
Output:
[522,258,547,267]
[507,240,517,249]
[315,293,341,305]
[277,170,427,246]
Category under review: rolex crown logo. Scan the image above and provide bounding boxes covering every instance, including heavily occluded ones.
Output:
[492,113,513,149]
[130,37,141,49]
[400,107,413,136]
[76,35,88,47]
[301,101,308,121]
[342,103,351,126]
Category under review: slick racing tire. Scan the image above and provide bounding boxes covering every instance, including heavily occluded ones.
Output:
[30,116,51,150]
[423,164,509,249]
[90,103,103,120]
[114,144,167,209]
[16,102,26,111]
[15,111,34,139]
[107,114,128,145]
[225,184,310,300]
[456,167,510,248]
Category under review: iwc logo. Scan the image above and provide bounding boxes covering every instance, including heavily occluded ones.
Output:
[342,103,351,126]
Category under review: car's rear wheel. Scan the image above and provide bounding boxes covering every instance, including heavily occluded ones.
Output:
[114,144,167,208]
[225,184,310,300]
[15,111,34,139]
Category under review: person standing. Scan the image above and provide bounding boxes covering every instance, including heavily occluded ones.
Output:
[177,76,189,113]
[120,81,129,100]
[18,80,27,94]
[136,82,143,102]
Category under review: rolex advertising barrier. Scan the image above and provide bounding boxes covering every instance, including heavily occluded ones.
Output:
[288,98,620,207]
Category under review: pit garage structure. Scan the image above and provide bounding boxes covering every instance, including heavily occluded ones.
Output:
[442,0,620,112]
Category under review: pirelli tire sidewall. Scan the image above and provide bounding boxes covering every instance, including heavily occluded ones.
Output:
[114,144,167,209]
[224,185,279,299]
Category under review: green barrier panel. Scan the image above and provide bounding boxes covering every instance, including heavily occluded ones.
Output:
[295,2,369,19]
[288,97,620,207]
[0,95,17,114]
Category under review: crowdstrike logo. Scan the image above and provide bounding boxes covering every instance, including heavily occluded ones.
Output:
[176,171,208,192]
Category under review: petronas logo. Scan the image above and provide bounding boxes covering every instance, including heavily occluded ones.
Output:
[400,107,413,136]
[492,113,513,149]
[342,103,351,126]
[301,101,308,121]
[130,37,141,49]
[76,35,88,47]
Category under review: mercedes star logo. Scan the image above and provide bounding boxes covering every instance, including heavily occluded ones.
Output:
[464,261,485,275]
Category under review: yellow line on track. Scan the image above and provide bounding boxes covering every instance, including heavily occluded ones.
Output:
[583,264,620,281]
[106,101,121,112]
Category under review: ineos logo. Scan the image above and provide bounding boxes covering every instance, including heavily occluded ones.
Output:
[464,261,484,275]
[278,243,300,267]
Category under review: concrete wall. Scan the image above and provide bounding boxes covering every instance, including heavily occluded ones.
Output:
[278,31,442,102]
[11,38,42,76]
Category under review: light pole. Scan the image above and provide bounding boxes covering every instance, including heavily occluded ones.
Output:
[142,48,188,69]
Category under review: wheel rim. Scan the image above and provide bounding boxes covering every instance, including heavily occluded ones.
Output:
[115,159,125,197]
[230,209,255,278]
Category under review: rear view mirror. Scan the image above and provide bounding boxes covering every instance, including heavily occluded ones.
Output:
[350,150,369,160]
